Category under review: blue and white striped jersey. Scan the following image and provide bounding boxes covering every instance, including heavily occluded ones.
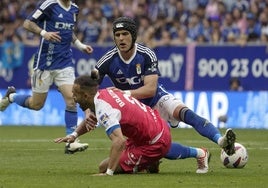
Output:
[28,0,79,70]
[96,43,168,107]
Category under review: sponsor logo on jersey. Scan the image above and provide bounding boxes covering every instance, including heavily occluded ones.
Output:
[116,69,123,75]
[115,76,142,85]
[55,22,74,30]
[99,113,109,126]
[148,63,157,72]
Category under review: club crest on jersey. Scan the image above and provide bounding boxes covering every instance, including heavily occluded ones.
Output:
[136,64,141,74]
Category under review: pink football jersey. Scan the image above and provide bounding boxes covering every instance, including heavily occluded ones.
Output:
[95,89,169,145]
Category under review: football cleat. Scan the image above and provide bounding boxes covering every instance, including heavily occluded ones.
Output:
[0,86,16,111]
[65,141,89,154]
[222,128,236,155]
[196,148,210,174]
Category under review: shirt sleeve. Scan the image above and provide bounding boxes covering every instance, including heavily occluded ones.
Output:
[95,66,106,85]
[94,97,122,135]
[27,2,50,22]
[143,50,161,76]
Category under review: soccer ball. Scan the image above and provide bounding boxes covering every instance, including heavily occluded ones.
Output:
[220,142,248,168]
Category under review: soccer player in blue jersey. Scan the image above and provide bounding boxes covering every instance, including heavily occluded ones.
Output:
[93,17,237,171]
[0,0,93,154]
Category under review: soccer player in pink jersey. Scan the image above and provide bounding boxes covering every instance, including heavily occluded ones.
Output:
[55,71,210,175]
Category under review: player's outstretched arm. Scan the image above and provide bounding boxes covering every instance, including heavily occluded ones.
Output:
[54,117,94,144]
[105,128,125,175]
[54,135,76,143]
[92,129,125,176]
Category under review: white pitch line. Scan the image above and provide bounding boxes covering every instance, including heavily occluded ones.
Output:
[0,139,267,150]
[0,138,108,142]
[1,148,110,151]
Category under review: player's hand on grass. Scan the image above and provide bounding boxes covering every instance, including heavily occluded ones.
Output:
[91,173,110,176]
[54,135,76,143]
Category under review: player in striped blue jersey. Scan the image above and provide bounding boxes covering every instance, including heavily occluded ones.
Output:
[93,17,237,172]
[0,0,93,154]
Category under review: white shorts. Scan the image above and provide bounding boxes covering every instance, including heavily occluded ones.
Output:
[153,93,183,127]
[31,67,75,93]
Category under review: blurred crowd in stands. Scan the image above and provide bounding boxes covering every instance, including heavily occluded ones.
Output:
[1,0,268,48]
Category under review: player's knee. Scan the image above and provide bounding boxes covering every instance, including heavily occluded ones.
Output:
[31,103,45,110]
[65,97,76,107]
[27,97,45,110]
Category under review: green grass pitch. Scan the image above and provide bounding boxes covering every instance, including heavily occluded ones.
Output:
[0,126,267,188]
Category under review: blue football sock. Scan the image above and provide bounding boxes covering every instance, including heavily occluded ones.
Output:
[65,109,77,135]
[182,109,221,144]
[13,94,31,108]
[165,142,197,159]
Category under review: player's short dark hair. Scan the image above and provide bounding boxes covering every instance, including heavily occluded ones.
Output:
[113,17,137,42]
[74,72,99,91]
